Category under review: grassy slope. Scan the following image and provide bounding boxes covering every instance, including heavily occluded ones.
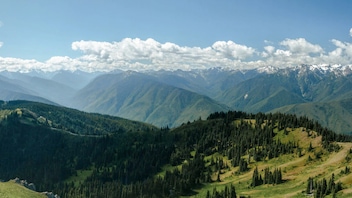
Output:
[0,180,46,198]
[158,125,352,198]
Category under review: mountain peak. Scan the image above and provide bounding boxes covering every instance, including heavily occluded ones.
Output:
[256,65,278,74]
[290,64,352,76]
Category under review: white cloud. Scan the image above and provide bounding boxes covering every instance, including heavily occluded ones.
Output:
[264,46,275,54]
[262,46,276,57]
[1,34,352,72]
[0,57,44,72]
[350,28,352,37]
[212,41,256,60]
[280,38,323,55]
[70,38,256,71]
[323,39,352,64]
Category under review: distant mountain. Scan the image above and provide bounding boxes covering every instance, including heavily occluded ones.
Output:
[2,65,352,133]
[51,70,102,90]
[0,75,57,105]
[271,97,352,134]
[71,71,230,127]
[0,90,56,105]
[149,67,263,99]
[0,70,100,106]
[220,74,306,112]
[220,65,352,113]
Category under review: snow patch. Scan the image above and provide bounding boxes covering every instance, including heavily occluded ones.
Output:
[244,93,248,99]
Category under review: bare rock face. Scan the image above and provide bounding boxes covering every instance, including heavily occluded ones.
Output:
[13,177,60,198]
[14,177,20,183]
[27,183,36,191]
[42,191,60,198]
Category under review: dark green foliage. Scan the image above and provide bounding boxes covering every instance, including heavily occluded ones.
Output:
[251,167,262,187]
[344,166,350,174]
[0,103,351,197]
[306,177,314,195]
[206,184,237,198]
[307,174,342,198]
[308,142,314,152]
[0,108,172,194]
[0,100,157,135]
[251,167,282,187]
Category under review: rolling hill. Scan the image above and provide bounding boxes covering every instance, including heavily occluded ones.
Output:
[0,102,351,197]
[0,100,157,135]
[0,180,46,198]
[271,98,352,134]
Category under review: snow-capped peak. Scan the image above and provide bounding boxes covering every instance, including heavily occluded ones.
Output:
[256,65,278,74]
[288,64,352,77]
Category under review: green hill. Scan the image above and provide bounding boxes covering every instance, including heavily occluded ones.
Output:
[0,180,46,198]
[271,98,352,134]
[0,100,157,135]
[0,101,168,194]
[0,101,352,197]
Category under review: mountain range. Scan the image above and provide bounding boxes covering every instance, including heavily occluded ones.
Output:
[1,64,352,133]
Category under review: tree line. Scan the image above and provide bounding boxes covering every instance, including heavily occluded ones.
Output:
[0,108,351,197]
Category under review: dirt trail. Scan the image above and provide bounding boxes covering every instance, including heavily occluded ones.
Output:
[321,142,352,167]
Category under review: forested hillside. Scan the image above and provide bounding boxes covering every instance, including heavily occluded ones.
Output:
[1,101,351,197]
[0,100,157,135]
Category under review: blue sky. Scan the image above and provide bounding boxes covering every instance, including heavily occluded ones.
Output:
[0,0,351,72]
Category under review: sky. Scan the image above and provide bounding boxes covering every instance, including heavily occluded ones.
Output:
[0,0,352,72]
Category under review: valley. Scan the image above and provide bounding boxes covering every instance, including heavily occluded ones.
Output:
[1,64,352,133]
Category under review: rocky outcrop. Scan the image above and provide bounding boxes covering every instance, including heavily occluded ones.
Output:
[42,191,60,198]
[14,177,36,191]
[13,177,60,198]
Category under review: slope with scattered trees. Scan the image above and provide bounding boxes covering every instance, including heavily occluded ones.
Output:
[0,101,352,197]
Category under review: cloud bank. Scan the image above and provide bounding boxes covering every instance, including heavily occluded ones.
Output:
[1,31,352,72]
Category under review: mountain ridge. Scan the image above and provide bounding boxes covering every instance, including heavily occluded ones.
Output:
[71,72,231,127]
[1,64,352,133]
